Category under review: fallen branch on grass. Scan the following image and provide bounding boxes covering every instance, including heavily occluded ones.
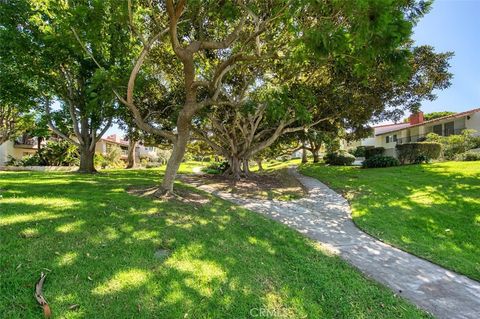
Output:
[34,272,51,318]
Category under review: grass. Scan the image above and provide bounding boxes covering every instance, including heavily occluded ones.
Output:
[0,164,430,318]
[300,161,480,281]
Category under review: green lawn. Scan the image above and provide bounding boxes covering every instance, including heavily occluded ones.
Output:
[300,161,480,281]
[0,165,429,318]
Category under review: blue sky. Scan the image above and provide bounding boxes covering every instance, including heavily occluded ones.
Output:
[107,0,480,136]
[413,0,480,114]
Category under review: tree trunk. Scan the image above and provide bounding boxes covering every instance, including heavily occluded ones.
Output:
[242,159,250,175]
[78,146,96,173]
[256,159,264,171]
[313,150,320,163]
[37,137,43,151]
[156,112,191,195]
[224,156,242,181]
[301,146,308,164]
[126,139,137,169]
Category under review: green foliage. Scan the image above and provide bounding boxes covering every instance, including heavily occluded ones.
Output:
[39,140,80,166]
[456,151,480,162]
[350,146,368,157]
[426,130,477,160]
[324,151,355,166]
[362,155,400,168]
[97,146,122,169]
[423,111,455,121]
[202,161,230,174]
[396,142,442,164]
[365,147,385,159]
[403,111,456,123]
[7,140,79,167]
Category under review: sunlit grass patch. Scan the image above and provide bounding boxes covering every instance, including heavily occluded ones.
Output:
[0,164,430,318]
[300,161,480,281]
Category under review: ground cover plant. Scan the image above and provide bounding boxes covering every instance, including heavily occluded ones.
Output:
[0,165,430,318]
[300,162,480,281]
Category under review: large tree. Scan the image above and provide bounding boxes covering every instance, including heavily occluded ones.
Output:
[0,0,129,172]
[118,0,443,190]
[116,0,305,194]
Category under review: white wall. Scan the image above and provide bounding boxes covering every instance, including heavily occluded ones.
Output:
[0,141,37,165]
[466,111,480,135]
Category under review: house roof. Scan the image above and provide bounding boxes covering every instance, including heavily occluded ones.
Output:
[101,134,129,146]
[373,123,411,135]
[375,107,480,136]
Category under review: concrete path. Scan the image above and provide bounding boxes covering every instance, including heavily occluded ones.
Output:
[187,167,480,319]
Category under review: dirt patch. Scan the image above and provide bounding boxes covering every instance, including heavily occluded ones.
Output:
[127,186,211,206]
[180,169,307,201]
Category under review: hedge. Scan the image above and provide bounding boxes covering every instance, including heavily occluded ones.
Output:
[324,151,355,166]
[395,142,442,164]
[362,155,400,168]
[456,151,480,161]
[365,147,385,159]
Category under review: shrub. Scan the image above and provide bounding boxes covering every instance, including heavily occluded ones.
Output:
[38,140,79,166]
[471,136,480,149]
[97,146,122,169]
[146,162,163,168]
[396,142,442,164]
[456,151,480,161]
[365,147,385,159]
[6,140,79,167]
[324,151,355,166]
[362,155,400,168]
[426,130,477,160]
[202,161,230,174]
[351,146,367,157]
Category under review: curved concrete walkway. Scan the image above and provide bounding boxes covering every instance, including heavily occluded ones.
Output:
[187,167,480,319]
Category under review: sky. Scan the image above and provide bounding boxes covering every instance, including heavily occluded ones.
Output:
[107,0,480,136]
[412,0,480,114]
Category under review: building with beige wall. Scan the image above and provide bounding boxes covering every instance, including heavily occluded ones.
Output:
[0,133,160,166]
[354,108,480,157]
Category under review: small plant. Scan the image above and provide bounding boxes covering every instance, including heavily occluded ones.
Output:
[324,151,355,166]
[362,155,400,168]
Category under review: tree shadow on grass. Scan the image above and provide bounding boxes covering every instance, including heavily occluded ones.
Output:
[0,169,430,318]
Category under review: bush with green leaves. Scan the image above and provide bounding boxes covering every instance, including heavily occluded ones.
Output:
[96,146,123,169]
[456,151,480,161]
[146,162,163,168]
[365,147,385,159]
[324,151,355,166]
[362,155,400,168]
[6,140,79,167]
[350,146,367,157]
[426,130,477,160]
[396,142,442,164]
[39,140,79,166]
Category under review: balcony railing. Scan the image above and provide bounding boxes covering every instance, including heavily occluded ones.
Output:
[396,128,464,145]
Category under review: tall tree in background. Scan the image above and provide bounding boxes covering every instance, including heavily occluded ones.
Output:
[0,0,129,172]
[0,35,37,145]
